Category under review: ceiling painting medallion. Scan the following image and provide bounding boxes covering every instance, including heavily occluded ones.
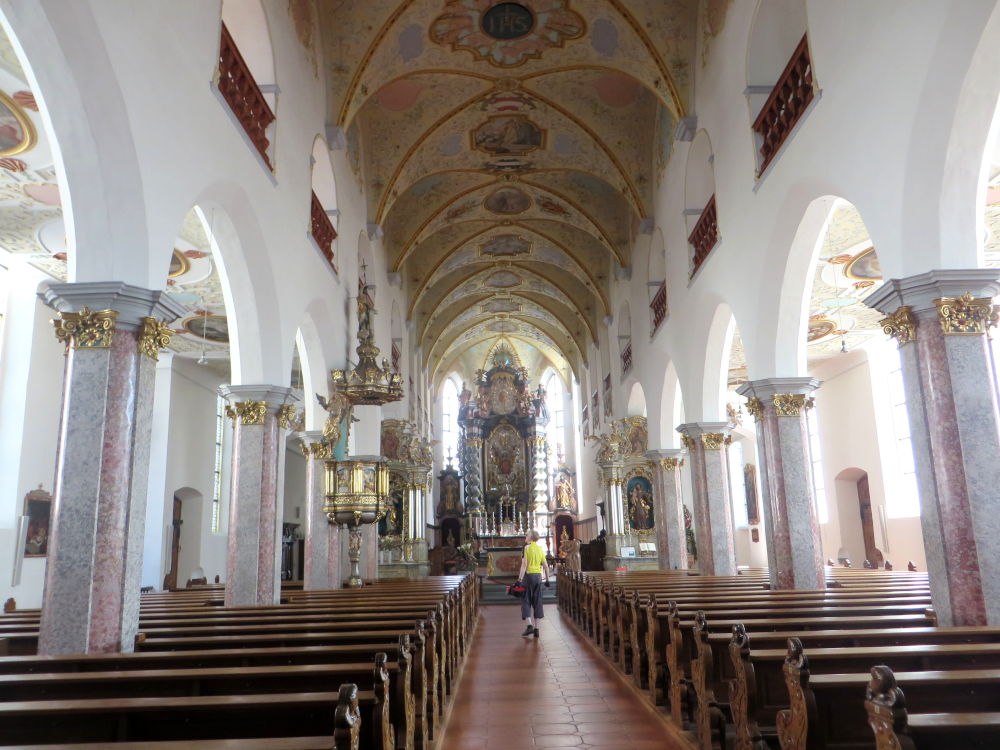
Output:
[472,114,544,156]
[484,186,531,214]
[484,270,522,288]
[843,247,882,281]
[480,234,531,257]
[430,0,585,68]
[182,314,230,343]
[482,298,523,313]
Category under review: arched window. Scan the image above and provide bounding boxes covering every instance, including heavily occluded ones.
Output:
[440,378,460,465]
[544,370,566,458]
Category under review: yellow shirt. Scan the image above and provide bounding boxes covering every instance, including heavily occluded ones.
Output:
[524,542,546,574]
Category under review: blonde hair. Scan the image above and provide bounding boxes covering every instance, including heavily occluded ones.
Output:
[528,530,540,542]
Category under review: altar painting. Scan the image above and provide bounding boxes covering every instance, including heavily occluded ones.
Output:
[626,474,655,532]
[485,421,526,494]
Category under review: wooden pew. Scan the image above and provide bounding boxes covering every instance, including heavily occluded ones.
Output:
[865,665,1000,750]
[0,683,367,748]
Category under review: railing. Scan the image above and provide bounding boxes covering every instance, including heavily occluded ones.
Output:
[621,342,632,375]
[650,281,667,332]
[689,194,719,275]
[310,191,338,271]
[752,34,814,174]
[391,342,401,372]
[218,23,275,168]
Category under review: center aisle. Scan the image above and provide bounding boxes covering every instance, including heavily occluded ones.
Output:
[440,603,695,750]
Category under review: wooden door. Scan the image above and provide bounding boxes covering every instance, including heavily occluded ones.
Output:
[164,497,182,590]
[857,475,883,566]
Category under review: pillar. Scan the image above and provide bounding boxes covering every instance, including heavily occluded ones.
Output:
[220,384,298,607]
[38,282,185,654]
[865,269,1000,625]
[298,430,342,590]
[529,432,549,531]
[598,461,627,566]
[677,422,736,576]
[646,449,687,570]
[462,419,484,512]
[736,378,824,589]
[406,467,430,565]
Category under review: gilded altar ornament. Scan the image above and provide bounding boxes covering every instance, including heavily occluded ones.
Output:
[745,397,763,422]
[227,400,267,426]
[52,307,118,351]
[935,293,999,335]
[772,393,808,417]
[880,305,916,346]
[700,433,726,450]
[137,317,173,361]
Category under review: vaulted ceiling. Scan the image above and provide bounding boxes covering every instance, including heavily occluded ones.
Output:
[317,0,697,381]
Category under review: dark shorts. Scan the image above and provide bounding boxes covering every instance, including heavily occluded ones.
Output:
[521,573,544,619]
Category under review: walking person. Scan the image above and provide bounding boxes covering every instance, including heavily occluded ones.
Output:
[516,529,551,638]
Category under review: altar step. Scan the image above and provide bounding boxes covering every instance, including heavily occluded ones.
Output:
[480,578,558,605]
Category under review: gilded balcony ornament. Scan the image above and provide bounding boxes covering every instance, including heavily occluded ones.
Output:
[680,433,696,451]
[277,404,303,430]
[228,400,267,426]
[701,433,726,450]
[935,293,999,335]
[138,317,173,361]
[52,307,118,351]
[772,393,808,417]
[745,397,763,422]
[880,306,916,346]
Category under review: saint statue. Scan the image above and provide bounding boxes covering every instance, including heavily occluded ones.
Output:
[316,388,352,447]
[357,282,376,342]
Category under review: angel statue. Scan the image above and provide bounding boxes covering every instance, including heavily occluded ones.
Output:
[316,388,353,447]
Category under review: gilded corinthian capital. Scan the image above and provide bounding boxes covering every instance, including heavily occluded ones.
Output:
[52,307,119,351]
[226,400,268,426]
[880,306,916,346]
[138,317,173,361]
[935,293,999,335]
[772,393,808,417]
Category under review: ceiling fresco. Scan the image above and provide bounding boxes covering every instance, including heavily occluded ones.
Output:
[317,0,697,379]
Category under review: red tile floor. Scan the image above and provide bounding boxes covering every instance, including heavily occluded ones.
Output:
[439,604,695,750]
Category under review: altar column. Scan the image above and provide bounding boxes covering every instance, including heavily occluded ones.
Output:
[38,282,185,655]
[864,270,1000,625]
[598,460,627,567]
[529,433,550,533]
[736,378,824,590]
[406,465,430,567]
[647,449,687,570]
[462,419,484,513]
[298,430,341,590]
[678,422,736,576]
[221,384,299,607]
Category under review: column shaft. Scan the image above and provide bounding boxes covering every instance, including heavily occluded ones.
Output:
[866,270,1000,625]
[647,450,687,570]
[221,385,297,607]
[738,378,824,590]
[678,422,736,576]
[39,282,184,654]
[300,432,341,590]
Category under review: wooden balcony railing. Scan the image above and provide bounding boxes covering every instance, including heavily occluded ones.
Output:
[218,23,275,168]
[621,342,633,375]
[689,194,720,275]
[310,191,338,271]
[752,34,814,174]
[650,281,667,332]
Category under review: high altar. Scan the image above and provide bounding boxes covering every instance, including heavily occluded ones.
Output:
[457,343,550,575]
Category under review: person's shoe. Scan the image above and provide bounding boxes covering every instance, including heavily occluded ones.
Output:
[521,625,534,636]
[533,627,540,638]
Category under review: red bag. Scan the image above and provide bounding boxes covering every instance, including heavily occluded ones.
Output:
[507,581,526,599]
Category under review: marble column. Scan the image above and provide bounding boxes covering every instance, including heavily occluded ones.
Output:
[737,378,824,590]
[598,461,627,564]
[462,419,484,513]
[865,270,1000,625]
[677,422,736,576]
[221,384,299,607]
[38,282,186,654]
[298,430,341,590]
[646,449,687,570]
